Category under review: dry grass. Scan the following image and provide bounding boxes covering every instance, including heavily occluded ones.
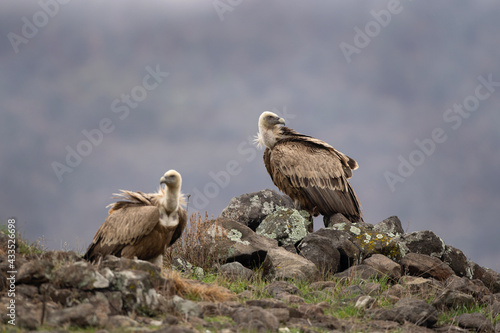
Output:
[165,212,229,272]
[163,269,236,302]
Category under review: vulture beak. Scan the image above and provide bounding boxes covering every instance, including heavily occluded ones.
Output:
[278,117,285,125]
[160,175,174,185]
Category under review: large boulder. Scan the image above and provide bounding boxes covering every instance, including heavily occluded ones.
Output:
[297,232,341,275]
[311,228,361,271]
[401,253,454,281]
[220,189,294,230]
[400,230,446,258]
[256,207,311,249]
[207,217,278,268]
[263,247,319,281]
[331,222,403,262]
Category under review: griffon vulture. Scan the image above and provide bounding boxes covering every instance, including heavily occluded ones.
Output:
[256,111,362,223]
[83,170,187,267]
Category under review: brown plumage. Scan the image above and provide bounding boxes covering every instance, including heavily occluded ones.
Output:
[83,170,187,267]
[256,111,362,222]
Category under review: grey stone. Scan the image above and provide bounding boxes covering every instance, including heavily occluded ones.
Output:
[370,298,439,328]
[46,302,108,328]
[16,259,54,285]
[469,262,500,294]
[402,230,446,258]
[230,306,280,331]
[442,245,468,277]
[111,269,160,314]
[363,254,402,280]
[312,228,361,271]
[256,206,311,247]
[208,217,278,268]
[262,247,319,281]
[334,264,386,281]
[373,216,405,236]
[171,295,202,318]
[323,213,352,228]
[331,222,403,262]
[52,261,109,290]
[220,189,294,230]
[297,232,341,275]
[401,253,454,281]
[355,295,376,309]
[432,289,476,310]
[219,261,254,281]
[455,313,494,333]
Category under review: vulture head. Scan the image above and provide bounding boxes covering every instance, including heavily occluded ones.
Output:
[160,169,182,189]
[255,111,285,149]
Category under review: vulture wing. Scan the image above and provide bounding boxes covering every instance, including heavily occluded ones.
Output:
[264,137,361,220]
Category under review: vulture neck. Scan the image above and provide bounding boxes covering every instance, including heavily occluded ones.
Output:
[259,124,284,149]
[158,185,180,228]
[162,186,180,214]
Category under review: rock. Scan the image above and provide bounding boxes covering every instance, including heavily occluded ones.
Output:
[111,269,160,314]
[256,207,311,247]
[331,222,402,261]
[46,302,108,328]
[171,257,205,279]
[381,284,406,303]
[323,213,352,228]
[265,281,299,297]
[262,247,319,281]
[355,295,376,309]
[16,259,54,285]
[230,306,280,332]
[469,262,500,294]
[311,228,361,271]
[432,290,476,310]
[334,264,386,281]
[441,245,469,277]
[105,315,139,329]
[100,255,166,287]
[445,275,491,300]
[220,189,294,231]
[394,298,439,327]
[370,298,439,327]
[488,301,500,317]
[171,295,202,318]
[52,261,109,290]
[455,313,494,333]
[401,276,443,297]
[401,253,454,281]
[362,254,402,280]
[209,217,278,268]
[297,232,341,275]
[401,230,446,258]
[219,262,254,281]
[373,216,405,236]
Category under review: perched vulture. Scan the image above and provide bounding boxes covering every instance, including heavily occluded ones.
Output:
[83,170,187,267]
[255,111,362,222]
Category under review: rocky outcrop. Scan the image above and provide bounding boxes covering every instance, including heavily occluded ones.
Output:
[2,189,500,332]
[220,189,294,230]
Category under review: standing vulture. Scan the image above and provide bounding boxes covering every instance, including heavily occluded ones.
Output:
[255,111,362,223]
[83,170,187,267]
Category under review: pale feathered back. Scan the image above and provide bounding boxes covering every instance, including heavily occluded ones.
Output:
[84,172,187,266]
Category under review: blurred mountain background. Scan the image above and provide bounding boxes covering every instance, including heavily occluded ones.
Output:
[1,1,499,271]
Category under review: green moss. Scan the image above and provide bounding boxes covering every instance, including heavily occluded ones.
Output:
[332,223,403,261]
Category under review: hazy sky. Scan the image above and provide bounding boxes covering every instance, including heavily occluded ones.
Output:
[1,1,499,271]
